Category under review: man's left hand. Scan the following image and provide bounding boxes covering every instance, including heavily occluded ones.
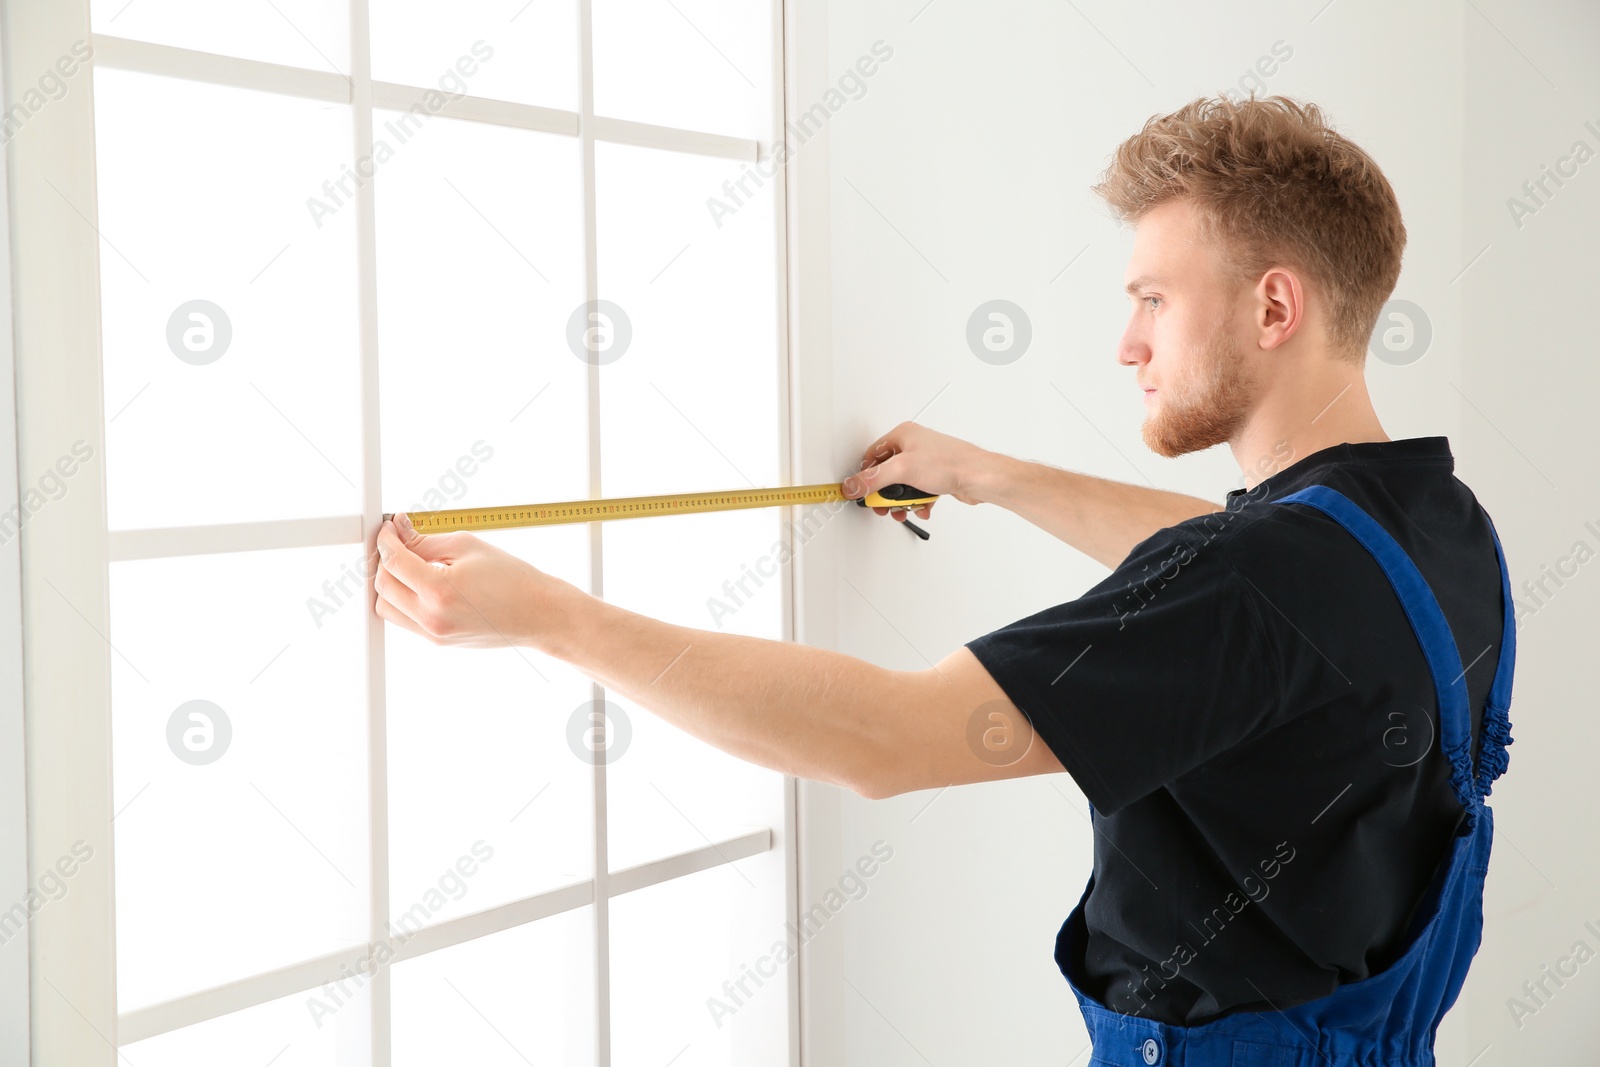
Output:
[373,512,572,649]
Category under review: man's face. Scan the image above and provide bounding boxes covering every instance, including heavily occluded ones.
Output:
[1118,199,1260,459]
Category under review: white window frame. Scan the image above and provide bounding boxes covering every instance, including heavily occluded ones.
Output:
[5,1,808,1063]
[1,15,33,1058]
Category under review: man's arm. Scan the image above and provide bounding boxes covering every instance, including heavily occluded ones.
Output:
[973,453,1223,568]
[536,584,1064,800]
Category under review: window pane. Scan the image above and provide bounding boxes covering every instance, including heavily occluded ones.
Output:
[593,140,778,498]
[386,525,595,929]
[599,512,787,873]
[110,546,369,1011]
[375,111,597,919]
[94,68,362,530]
[121,983,368,1066]
[90,0,350,75]
[593,0,771,139]
[610,862,790,1066]
[373,112,586,514]
[370,0,578,111]
[90,0,347,73]
[391,906,595,1067]
[592,140,783,870]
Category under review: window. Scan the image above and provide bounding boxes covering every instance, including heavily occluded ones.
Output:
[11,1,793,1062]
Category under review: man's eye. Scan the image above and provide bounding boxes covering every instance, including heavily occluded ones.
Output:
[1144,295,1162,311]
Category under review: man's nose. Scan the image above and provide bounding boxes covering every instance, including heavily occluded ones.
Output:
[1117,326,1150,367]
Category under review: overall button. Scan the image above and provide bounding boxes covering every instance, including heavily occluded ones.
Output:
[1141,1037,1161,1065]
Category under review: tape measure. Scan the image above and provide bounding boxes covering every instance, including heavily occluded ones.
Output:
[383,481,940,539]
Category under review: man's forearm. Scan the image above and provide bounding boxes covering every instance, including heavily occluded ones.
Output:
[974,453,1223,568]
[534,581,903,797]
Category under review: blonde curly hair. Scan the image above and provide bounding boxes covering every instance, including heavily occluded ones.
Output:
[1092,94,1406,361]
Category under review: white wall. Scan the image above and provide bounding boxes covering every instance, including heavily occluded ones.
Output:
[795,1,1597,1063]
[1460,2,1600,1060]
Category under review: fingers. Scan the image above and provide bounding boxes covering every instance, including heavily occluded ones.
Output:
[848,427,910,498]
[374,590,434,640]
[374,553,429,624]
[875,503,933,521]
[375,519,441,595]
[860,429,901,472]
[845,425,940,521]
[392,514,475,563]
[845,457,899,501]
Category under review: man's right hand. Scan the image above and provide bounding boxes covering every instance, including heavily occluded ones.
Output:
[842,422,992,523]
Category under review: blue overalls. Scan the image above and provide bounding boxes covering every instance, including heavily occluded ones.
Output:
[1062,485,1517,1067]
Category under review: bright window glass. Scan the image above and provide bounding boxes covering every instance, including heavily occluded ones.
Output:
[89,0,351,74]
[94,67,362,531]
[391,906,596,1066]
[369,0,579,110]
[90,0,788,1055]
[599,517,786,873]
[385,528,595,928]
[372,112,587,513]
[593,139,779,500]
[591,140,783,871]
[110,546,369,1011]
[120,984,366,1066]
[609,862,788,1065]
[593,0,771,139]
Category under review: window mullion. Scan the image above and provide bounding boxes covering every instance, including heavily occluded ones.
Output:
[577,1,612,1064]
[347,0,390,1064]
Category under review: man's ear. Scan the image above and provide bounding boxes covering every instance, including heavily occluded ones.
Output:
[1255,267,1304,350]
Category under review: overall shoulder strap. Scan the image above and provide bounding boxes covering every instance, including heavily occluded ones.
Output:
[1268,484,1483,809]
[1475,510,1516,796]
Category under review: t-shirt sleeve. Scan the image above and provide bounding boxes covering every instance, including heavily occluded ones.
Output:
[962,523,1282,815]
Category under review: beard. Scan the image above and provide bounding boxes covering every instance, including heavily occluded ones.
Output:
[1141,319,1258,458]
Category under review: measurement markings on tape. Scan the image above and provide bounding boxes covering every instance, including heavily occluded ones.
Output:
[382,482,938,536]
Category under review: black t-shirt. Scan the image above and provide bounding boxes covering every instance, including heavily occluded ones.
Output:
[963,436,1506,1025]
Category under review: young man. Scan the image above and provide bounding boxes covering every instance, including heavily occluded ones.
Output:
[373,94,1515,1064]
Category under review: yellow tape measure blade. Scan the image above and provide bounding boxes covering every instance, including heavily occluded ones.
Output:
[383,481,937,535]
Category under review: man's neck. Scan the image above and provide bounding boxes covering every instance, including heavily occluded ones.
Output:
[1231,372,1389,489]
